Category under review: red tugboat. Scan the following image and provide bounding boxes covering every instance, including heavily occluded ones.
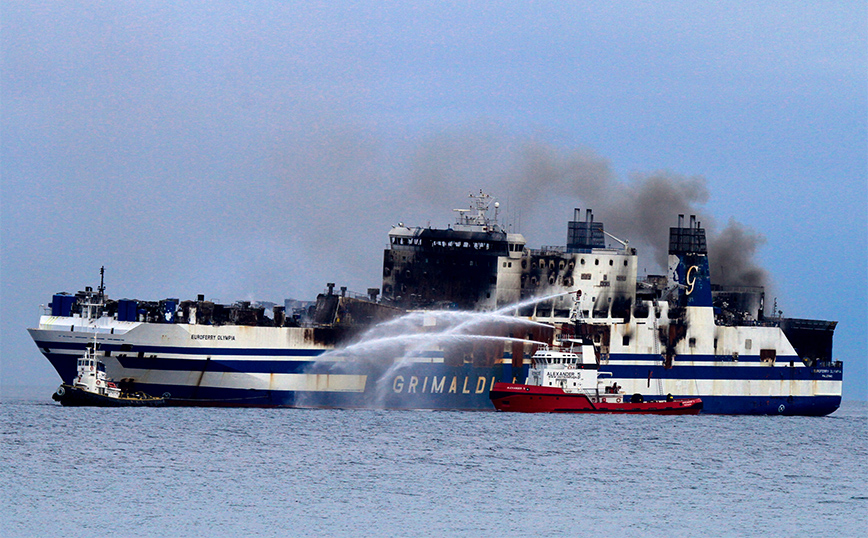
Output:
[489,342,702,414]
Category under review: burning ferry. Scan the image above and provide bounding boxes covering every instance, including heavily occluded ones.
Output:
[28,192,843,414]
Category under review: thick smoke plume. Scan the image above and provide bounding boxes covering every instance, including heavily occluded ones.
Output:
[264,121,768,295]
[707,220,768,287]
[407,127,769,289]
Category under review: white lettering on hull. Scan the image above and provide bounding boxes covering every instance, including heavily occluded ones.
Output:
[390,375,497,395]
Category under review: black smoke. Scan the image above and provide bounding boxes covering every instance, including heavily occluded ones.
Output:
[406,126,769,289]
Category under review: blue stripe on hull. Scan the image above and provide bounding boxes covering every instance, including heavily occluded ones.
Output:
[35,338,503,361]
[33,339,325,358]
[610,353,785,364]
[115,356,316,374]
[604,363,843,382]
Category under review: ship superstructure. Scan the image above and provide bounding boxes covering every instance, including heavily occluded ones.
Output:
[28,192,843,414]
[383,190,526,310]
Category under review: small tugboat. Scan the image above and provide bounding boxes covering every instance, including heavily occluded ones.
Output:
[52,340,165,407]
[489,342,702,414]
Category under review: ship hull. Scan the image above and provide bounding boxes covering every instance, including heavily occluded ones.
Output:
[29,320,842,415]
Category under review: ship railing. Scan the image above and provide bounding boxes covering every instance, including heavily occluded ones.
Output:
[321,287,377,302]
[565,388,602,399]
[533,245,566,255]
[531,245,628,256]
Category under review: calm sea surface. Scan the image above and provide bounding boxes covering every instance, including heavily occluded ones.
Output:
[2,395,865,538]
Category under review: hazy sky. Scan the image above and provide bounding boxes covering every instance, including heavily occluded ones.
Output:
[2,2,866,399]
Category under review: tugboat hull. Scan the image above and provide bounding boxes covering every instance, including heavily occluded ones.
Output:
[489,383,703,414]
[52,385,165,407]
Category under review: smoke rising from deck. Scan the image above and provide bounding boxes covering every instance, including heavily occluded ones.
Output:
[264,122,768,295]
[707,219,768,287]
[406,128,769,289]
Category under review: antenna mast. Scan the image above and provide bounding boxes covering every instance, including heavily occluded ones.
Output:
[98,266,106,302]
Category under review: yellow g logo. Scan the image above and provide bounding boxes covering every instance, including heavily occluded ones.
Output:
[686,265,698,295]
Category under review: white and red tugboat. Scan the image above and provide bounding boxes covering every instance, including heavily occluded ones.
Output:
[489,342,702,414]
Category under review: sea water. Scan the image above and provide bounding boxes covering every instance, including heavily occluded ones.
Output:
[1,397,865,538]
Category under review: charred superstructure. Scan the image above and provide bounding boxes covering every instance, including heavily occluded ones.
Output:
[382,196,639,324]
[28,192,843,414]
[382,191,525,310]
